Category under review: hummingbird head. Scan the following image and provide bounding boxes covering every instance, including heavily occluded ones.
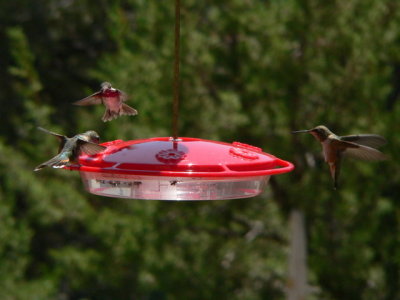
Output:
[309,125,333,141]
[101,82,112,91]
[80,131,101,144]
[292,125,333,142]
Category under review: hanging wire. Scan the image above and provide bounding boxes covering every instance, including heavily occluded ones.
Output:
[172,0,181,140]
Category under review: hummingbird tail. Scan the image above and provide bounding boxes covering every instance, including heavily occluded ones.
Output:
[102,105,138,122]
[329,161,341,190]
[34,154,70,171]
[333,179,338,190]
[102,109,114,122]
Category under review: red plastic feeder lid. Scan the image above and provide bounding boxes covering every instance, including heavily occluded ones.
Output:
[68,137,294,200]
[71,137,294,177]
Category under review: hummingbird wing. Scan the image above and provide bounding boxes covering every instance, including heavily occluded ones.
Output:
[73,91,102,106]
[344,145,387,161]
[120,103,138,116]
[118,89,128,102]
[37,127,67,153]
[77,139,106,155]
[332,139,387,161]
[341,134,387,148]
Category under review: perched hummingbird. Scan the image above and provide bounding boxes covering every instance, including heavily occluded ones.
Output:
[292,125,387,189]
[73,82,138,122]
[34,127,106,171]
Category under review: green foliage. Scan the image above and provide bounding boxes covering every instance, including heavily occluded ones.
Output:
[0,0,400,299]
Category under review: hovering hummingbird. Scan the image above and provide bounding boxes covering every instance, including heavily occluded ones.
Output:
[73,82,138,122]
[292,125,387,189]
[34,127,106,171]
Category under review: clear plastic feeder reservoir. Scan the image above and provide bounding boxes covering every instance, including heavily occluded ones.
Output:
[68,137,294,201]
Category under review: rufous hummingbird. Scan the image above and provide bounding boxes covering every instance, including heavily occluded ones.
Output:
[73,82,138,122]
[292,125,387,189]
[34,127,106,171]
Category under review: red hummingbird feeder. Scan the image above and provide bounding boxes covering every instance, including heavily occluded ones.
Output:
[66,0,294,200]
[68,137,293,200]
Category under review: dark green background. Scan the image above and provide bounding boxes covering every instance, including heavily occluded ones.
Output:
[0,0,399,299]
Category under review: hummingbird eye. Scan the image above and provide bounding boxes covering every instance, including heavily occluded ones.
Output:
[89,133,100,143]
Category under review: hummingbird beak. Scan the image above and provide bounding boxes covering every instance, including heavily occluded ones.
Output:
[291,129,311,134]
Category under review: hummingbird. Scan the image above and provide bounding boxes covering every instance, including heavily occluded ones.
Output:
[292,125,387,189]
[34,127,106,171]
[73,82,138,122]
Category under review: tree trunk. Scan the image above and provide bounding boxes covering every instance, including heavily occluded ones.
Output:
[287,209,308,300]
